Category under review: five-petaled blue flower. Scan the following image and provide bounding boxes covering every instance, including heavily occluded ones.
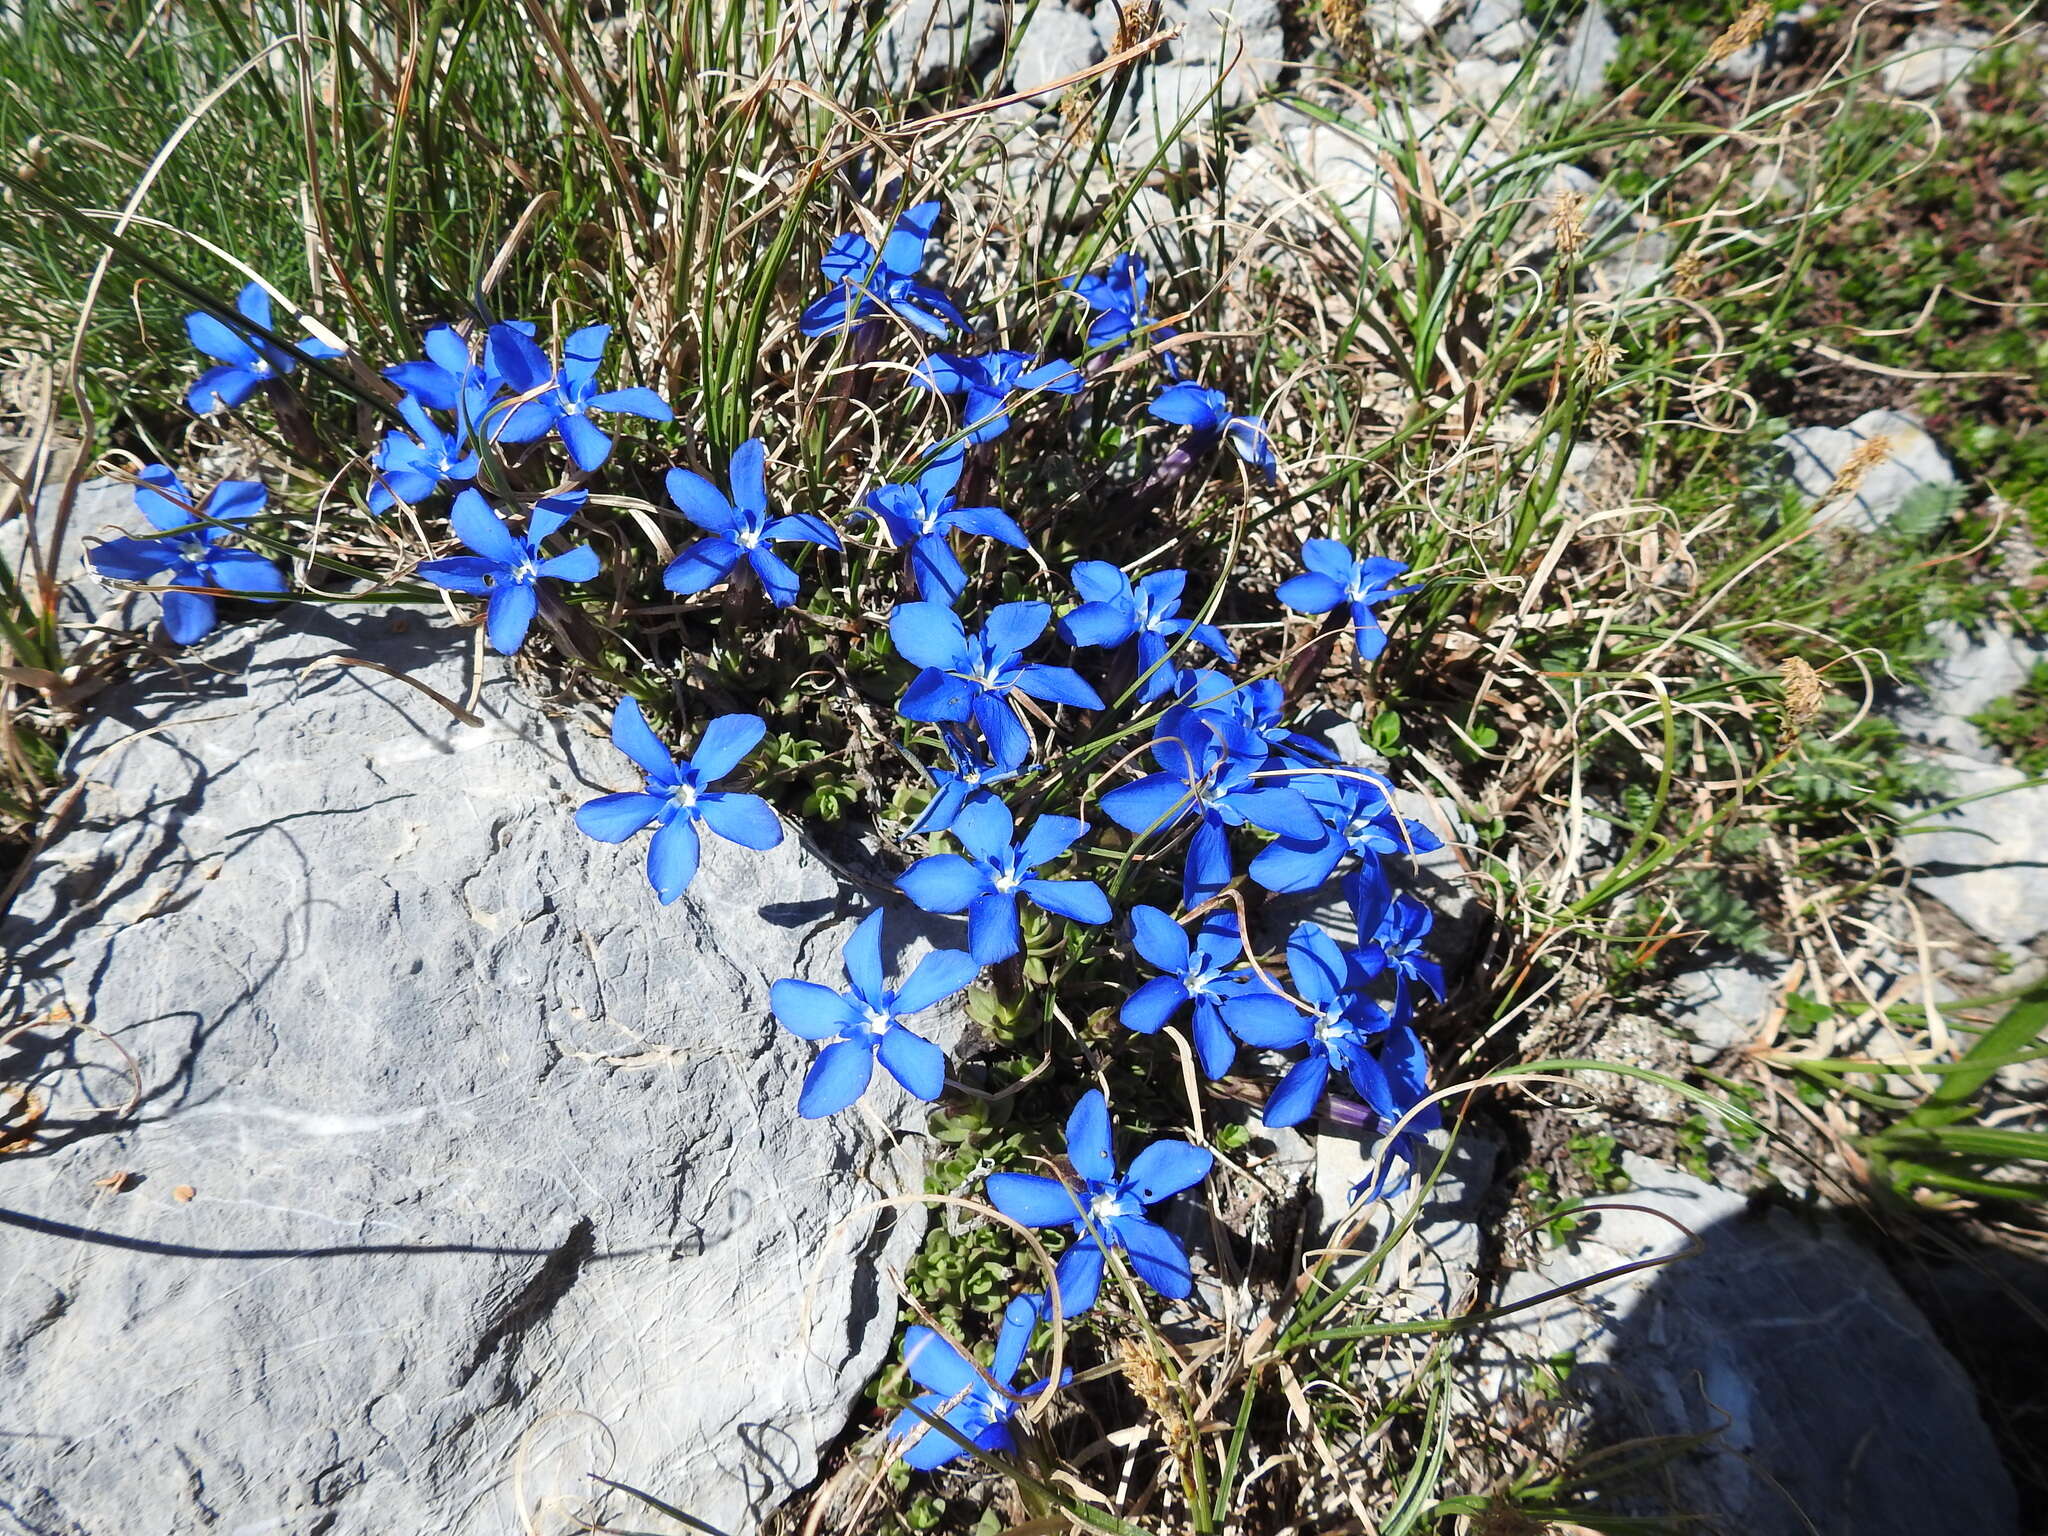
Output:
[416,489,600,655]
[1355,885,1446,1016]
[185,283,342,414]
[801,201,969,339]
[1275,540,1419,661]
[985,1090,1213,1318]
[771,911,976,1118]
[866,446,1031,606]
[1123,906,1303,1080]
[1099,705,1322,904]
[663,438,840,608]
[891,600,1104,769]
[369,394,480,514]
[480,323,673,471]
[85,466,286,646]
[1254,922,1395,1130]
[1065,253,1181,377]
[1248,765,1442,894]
[911,728,1033,837]
[898,797,1111,964]
[911,351,1083,446]
[1149,381,1277,485]
[575,700,784,903]
[1057,561,1237,703]
[890,1294,1064,1470]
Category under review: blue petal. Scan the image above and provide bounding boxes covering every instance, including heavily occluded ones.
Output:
[416,556,498,596]
[900,1324,976,1396]
[576,790,668,843]
[609,698,676,779]
[898,854,985,914]
[1191,1006,1236,1079]
[689,712,767,781]
[910,538,968,607]
[900,668,974,722]
[1148,381,1227,429]
[485,581,538,654]
[972,694,1030,771]
[878,1024,946,1100]
[950,796,1014,860]
[1121,975,1189,1034]
[1016,813,1086,870]
[1099,774,1194,837]
[698,791,782,850]
[890,601,969,670]
[557,411,612,472]
[1247,832,1343,894]
[986,1172,1087,1228]
[1114,1215,1194,1298]
[746,545,803,608]
[662,537,743,595]
[665,467,740,534]
[135,464,198,530]
[842,910,887,1001]
[1057,600,1137,649]
[892,947,980,1014]
[647,813,701,903]
[729,437,769,517]
[1015,665,1105,711]
[1222,992,1311,1048]
[1263,1052,1330,1128]
[158,588,216,646]
[1125,1140,1212,1204]
[1051,1240,1104,1318]
[945,505,1030,549]
[765,511,842,551]
[982,600,1050,658]
[966,889,1022,963]
[184,310,258,368]
[1300,538,1356,582]
[798,1037,875,1118]
[535,546,600,583]
[1276,571,1345,615]
[1128,904,1193,973]
[450,488,521,564]
[588,385,673,421]
[1022,878,1110,925]
[1285,922,1347,1009]
[770,979,861,1040]
[85,537,181,582]
[1065,1090,1115,1184]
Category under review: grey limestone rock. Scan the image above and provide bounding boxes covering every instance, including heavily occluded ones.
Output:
[1475,1154,2018,1536]
[1666,951,1790,1064]
[1894,619,2046,764]
[1007,5,1104,100]
[1773,407,1956,533]
[1552,0,1619,99]
[1878,24,1992,98]
[1897,749,2048,953]
[0,606,955,1535]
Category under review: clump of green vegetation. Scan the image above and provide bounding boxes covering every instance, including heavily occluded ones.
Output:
[1972,659,2048,774]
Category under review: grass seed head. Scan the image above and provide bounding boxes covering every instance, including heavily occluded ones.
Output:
[1778,656,1826,743]
[1707,0,1776,63]
[1550,189,1590,260]
[1822,432,1895,504]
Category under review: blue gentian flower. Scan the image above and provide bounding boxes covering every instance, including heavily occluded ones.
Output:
[383,323,487,413]
[1248,766,1441,894]
[897,796,1111,964]
[910,351,1083,445]
[481,323,673,470]
[985,1090,1213,1318]
[184,283,343,414]
[801,201,969,338]
[1352,1020,1441,1200]
[1122,906,1302,1079]
[771,911,976,1118]
[368,395,480,513]
[1056,561,1236,703]
[890,600,1104,769]
[1098,705,1322,904]
[1275,540,1419,661]
[1180,676,1334,765]
[1254,923,1394,1130]
[1355,886,1446,1011]
[911,728,1033,837]
[1065,253,1182,376]
[575,700,784,903]
[865,445,1031,606]
[416,489,600,654]
[663,438,840,608]
[1148,381,1277,484]
[889,1295,1064,1470]
[84,466,286,645]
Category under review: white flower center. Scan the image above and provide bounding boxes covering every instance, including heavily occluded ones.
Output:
[859,1003,892,1035]
[669,782,698,810]
[178,538,209,563]
[991,869,1021,894]
[736,526,762,550]
[1088,1190,1133,1224]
